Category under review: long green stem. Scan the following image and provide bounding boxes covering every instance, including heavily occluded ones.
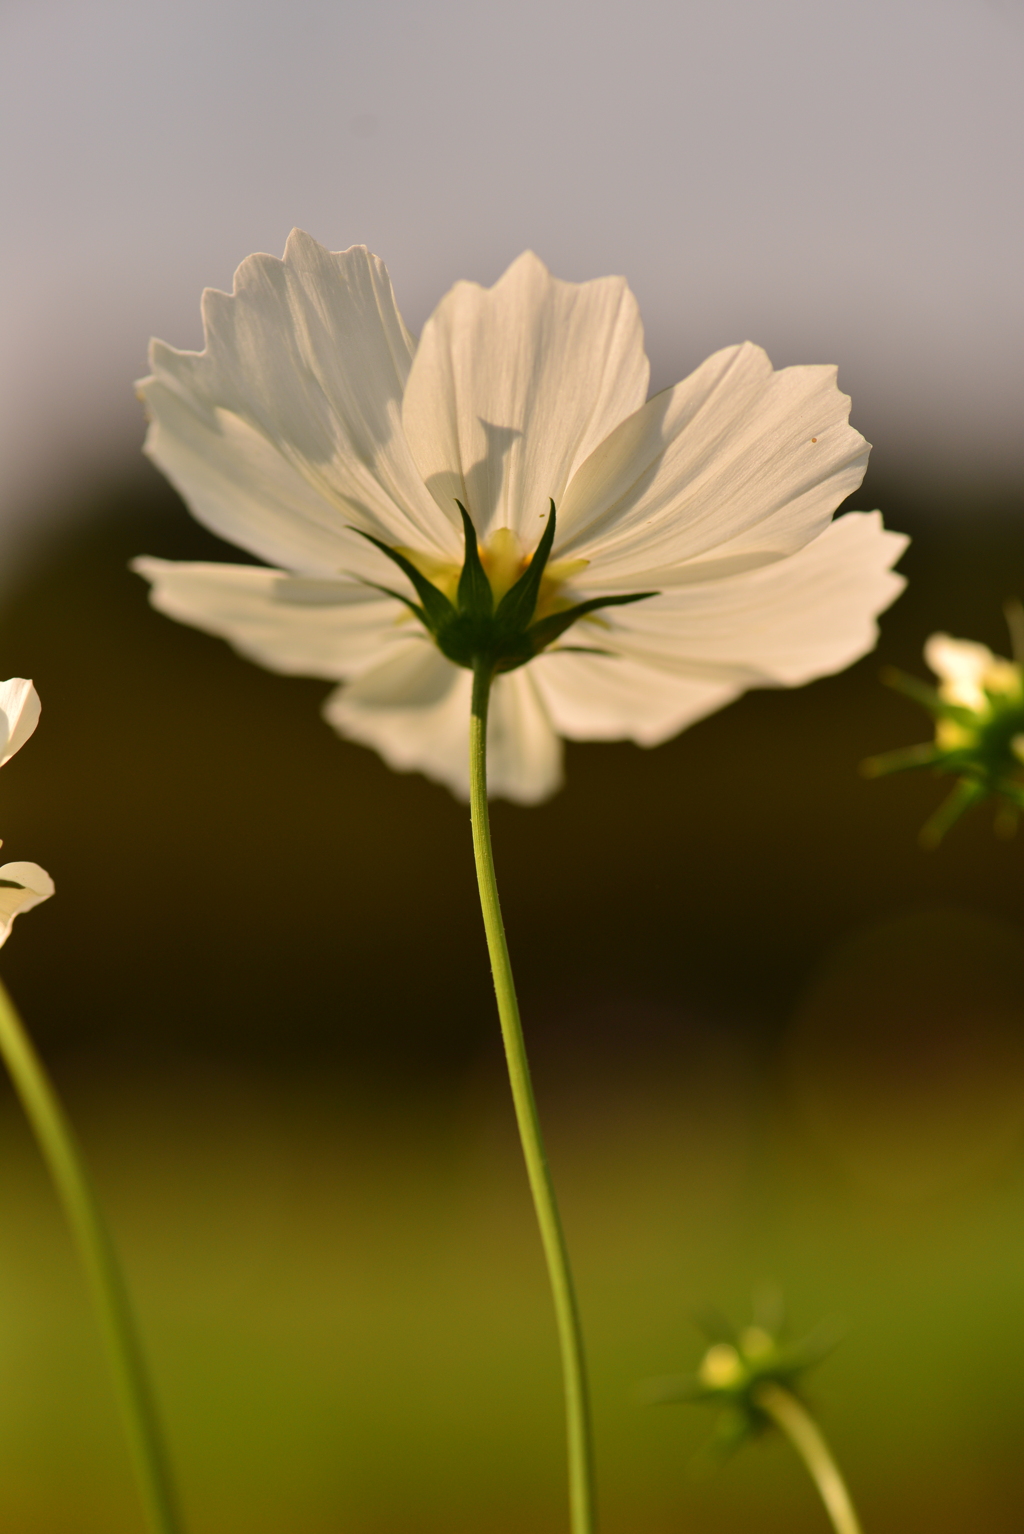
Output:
[753,1380,863,1534]
[0,977,184,1534]
[469,661,596,1534]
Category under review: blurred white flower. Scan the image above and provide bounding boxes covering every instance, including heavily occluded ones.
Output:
[0,678,53,946]
[134,232,906,802]
[925,633,1020,714]
[865,611,1024,845]
[0,861,54,948]
[0,677,41,766]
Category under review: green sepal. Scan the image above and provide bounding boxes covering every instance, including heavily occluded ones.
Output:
[0,879,25,890]
[639,1372,713,1406]
[455,500,493,619]
[708,1404,761,1458]
[919,777,987,849]
[359,580,430,627]
[694,1306,740,1346]
[351,528,454,633]
[525,590,658,654]
[773,1316,846,1374]
[880,666,976,726]
[860,743,944,779]
[493,499,558,632]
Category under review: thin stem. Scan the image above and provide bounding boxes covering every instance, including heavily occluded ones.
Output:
[0,977,184,1534]
[753,1380,863,1534]
[468,660,596,1534]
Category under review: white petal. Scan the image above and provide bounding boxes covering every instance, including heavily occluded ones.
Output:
[0,862,54,949]
[402,251,649,543]
[486,668,564,804]
[140,232,459,573]
[592,512,907,686]
[324,642,562,803]
[924,634,996,708]
[532,649,741,746]
[0,679,41,766]
[323,641,472,795]
[556,343,870,586]
[132,558,409,680]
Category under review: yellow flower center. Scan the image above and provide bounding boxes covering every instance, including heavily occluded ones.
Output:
[396,527,589,622]
[698,1343,745,1390]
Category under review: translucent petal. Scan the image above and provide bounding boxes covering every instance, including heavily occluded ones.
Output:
[924,633,998,709]
[402,251,649,543]
[0,679,41,766]
[0,862,54,949]
[556,343,870,586]
[140,232,459,572]
[132,559,410,680]
[324,641,563,803]
[532,649,740,746]
[590,512,907,686]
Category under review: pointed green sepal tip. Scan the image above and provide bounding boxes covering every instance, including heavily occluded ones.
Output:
[455,500,493,620]
[878,665,979,728]
[918,777,987,849]
[349,503,660,675]
[860,743,943,779]
[349,526,455,634]
[493,499,558,633]
[639,1300,845,1465]
[525,590,658,657]
[636,1373,712,1407]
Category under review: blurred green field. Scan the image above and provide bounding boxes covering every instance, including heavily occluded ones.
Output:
[3,1028,1024,1534]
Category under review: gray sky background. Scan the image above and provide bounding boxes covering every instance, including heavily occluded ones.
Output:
[2,0,1022,570]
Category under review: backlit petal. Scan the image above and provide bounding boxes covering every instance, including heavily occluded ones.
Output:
[140,232,459,572]
[0,862,54,948]
[132,558,409,680]
[324,642,562,803]
[532,649,740,746]
[402,252,649,543]
[0,679,41,766]
[556,343,869,586]
[924,634,996,708]
[594,512,907,686]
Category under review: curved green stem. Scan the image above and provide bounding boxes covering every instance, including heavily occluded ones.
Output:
[753,1380,863,1534]
[0,977,184,1534]
[469,660,596,1534]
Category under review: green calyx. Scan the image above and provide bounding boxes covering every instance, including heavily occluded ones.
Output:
[642,1303,844,1458]
[862,606,1024,847]
[355,500,656,675]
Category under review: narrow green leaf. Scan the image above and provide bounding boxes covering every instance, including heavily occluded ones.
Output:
[638,1373,711,1406]
[860,743,943,778]
[879,666,952,717]
[919,777,986,849]
[359,580,429,627]
[694,1306,740,1346]
[776,1318,846,1374]
[455,501,493,618]
[351,528,454,632]
[494,500,558,631]
[527,590,657,653]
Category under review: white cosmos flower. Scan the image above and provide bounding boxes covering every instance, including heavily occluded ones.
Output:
[924,633,1020,712]
[134,231,907,803]
[0,678,53,946]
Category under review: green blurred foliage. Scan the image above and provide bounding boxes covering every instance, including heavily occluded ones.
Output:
[0,467,1021,1530]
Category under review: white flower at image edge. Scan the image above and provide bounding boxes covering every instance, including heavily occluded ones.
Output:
[0,678,53,945]
[134,232,907,803]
